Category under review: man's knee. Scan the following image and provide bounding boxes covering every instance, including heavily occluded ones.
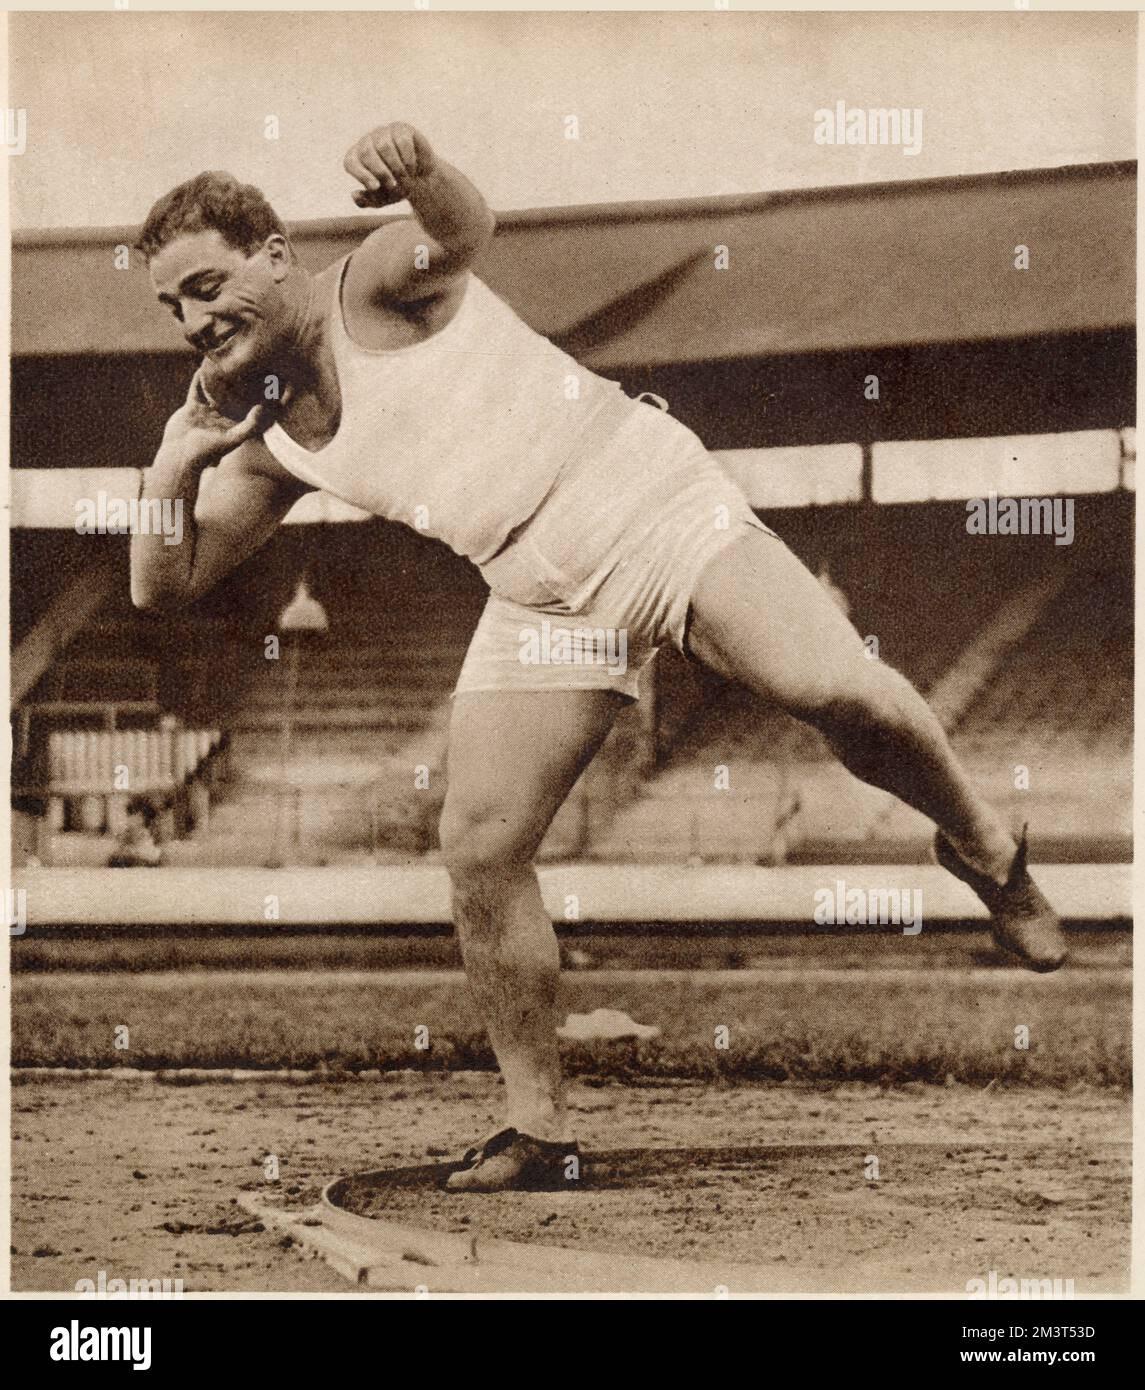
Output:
[789,662,916,739]
[439,797,537,885]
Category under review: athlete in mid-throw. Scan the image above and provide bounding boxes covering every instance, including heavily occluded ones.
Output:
[132,123,1066,1191]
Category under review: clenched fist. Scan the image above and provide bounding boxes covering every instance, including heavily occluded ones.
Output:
[344,122,437,208]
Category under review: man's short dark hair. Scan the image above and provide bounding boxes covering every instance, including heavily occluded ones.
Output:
[135,171,288,261]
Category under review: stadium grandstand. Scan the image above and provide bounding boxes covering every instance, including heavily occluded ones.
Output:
[10,160,1133,919]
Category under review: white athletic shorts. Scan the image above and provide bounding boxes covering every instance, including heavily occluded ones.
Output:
[456,400,778,701]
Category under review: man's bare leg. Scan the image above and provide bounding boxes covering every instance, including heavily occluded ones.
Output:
[687,531,1019,878]
[439,687,627,1149]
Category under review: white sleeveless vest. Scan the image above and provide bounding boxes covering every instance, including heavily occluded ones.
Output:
[263,255,645,564]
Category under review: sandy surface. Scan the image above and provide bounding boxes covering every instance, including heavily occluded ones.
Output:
[11,1073,1129,1296]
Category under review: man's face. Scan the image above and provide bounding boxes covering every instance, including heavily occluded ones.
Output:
[148,228,286,379]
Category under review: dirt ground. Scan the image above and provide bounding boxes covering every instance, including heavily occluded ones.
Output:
[11,1072,1129,1296]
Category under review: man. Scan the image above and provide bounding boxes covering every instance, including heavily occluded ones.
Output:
[131,122,1066,1192]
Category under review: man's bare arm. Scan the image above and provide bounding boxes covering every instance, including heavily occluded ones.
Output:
[342,122,496,305]
[131,374,307,612]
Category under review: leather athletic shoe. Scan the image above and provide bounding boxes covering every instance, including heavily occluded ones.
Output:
[444,1127,580,1193]
[933,824,1067,973]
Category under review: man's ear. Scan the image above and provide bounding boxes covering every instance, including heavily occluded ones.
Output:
[264,232,293,282]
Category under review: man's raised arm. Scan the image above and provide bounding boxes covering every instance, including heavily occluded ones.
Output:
[342,122,497,304]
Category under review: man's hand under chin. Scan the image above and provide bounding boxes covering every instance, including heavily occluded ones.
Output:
[198,357,270,423]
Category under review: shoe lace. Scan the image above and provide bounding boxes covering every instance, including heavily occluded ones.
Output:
[460,1127,519,1167]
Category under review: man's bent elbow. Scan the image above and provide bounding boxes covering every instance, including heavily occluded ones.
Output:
[130,574,192,615]
[130,585,167,615]
[436,209,496,281]
[477,205,497,248]
[464,206,497,262]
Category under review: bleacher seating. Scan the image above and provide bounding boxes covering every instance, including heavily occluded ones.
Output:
[14,711,226,865]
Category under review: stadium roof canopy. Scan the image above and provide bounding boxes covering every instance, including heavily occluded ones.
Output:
[12,161,1134,372]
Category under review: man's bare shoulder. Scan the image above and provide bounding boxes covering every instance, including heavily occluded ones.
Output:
[341,231,468,347]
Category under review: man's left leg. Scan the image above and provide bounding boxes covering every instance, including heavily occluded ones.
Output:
[685,529,1066,969]
[439,686,629,1190]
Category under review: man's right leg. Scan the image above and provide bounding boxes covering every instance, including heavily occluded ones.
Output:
[438,687,627,1152]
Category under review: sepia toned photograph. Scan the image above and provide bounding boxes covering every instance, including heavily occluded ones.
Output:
[4,5,1135,1314]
